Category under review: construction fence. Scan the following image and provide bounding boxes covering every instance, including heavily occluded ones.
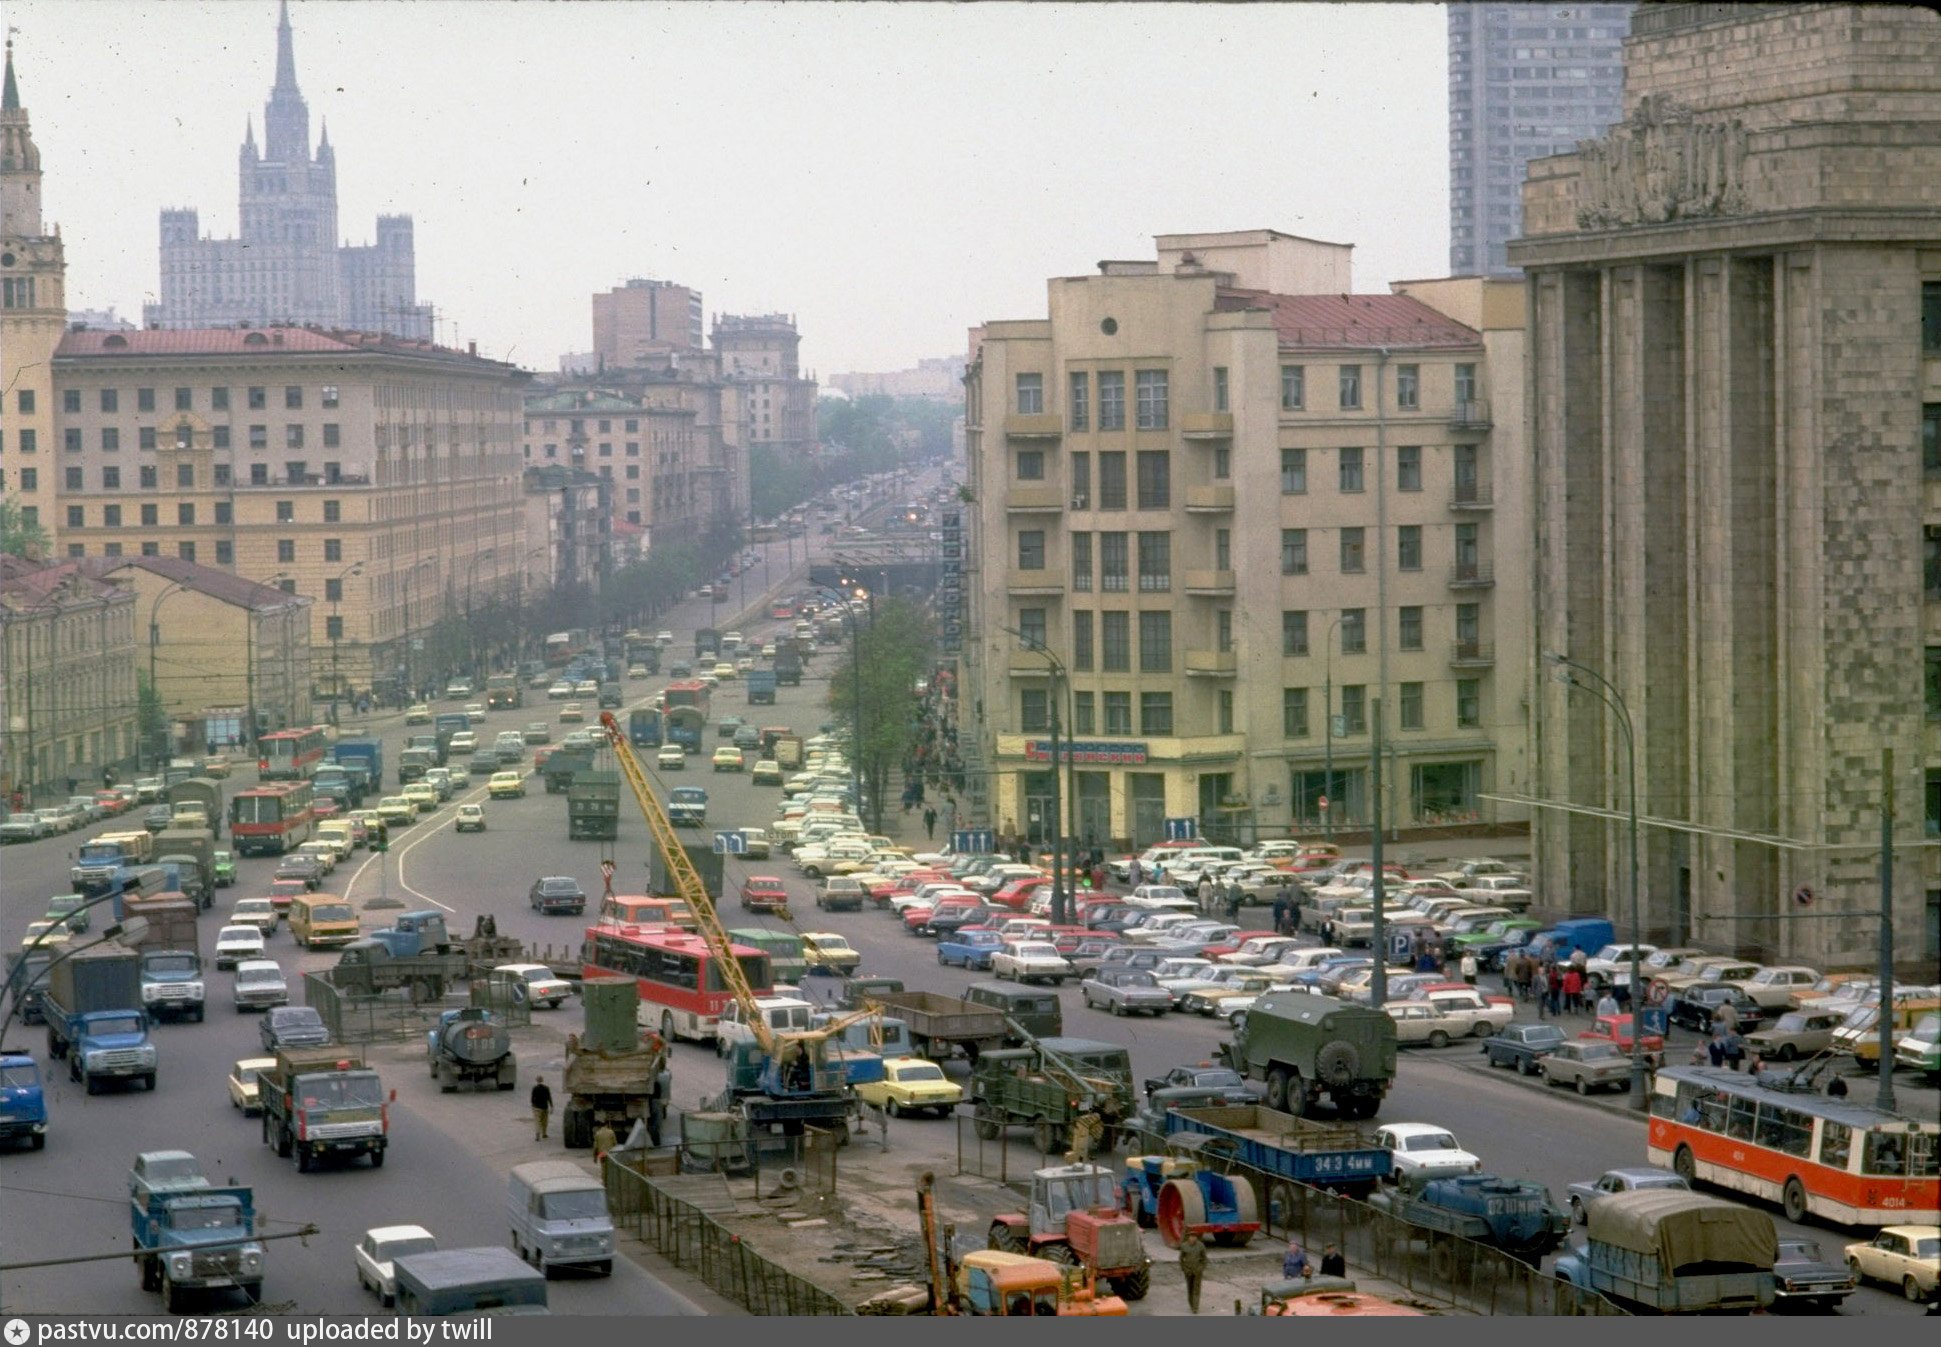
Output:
[301,972,531,1045]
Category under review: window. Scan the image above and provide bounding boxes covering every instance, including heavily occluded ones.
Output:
[1135,451,1170,509]
[1456,603,1480,648]
[1213,446,1231,480]
[324,538,342,562]
[1282,529,1308,575]
[324,463,342,485]
[1454,362,1478,405]
[1214,528,1231,571]
[140,504,158,526]
[212,426,231,449]
[0,276,31,307]
[101,427,120,452]
[213,502,231,525]
[1339,447,1364,492]
[1397,445,1422,491]
[1018,607,1047,648]
[325,578,343,603]
[1217,608,1233,652]
[323,499,340,523]
[139,427,157,451]
[174,387,192,411]
[1098,452,1127,509]
[1103,691,1132,735]
[1341,607,1367,654]
[1283,610,1309,656]
[1015,374,1043,415]
[1399,605,1423,651]
[1339,365,1362,410]
[1341,527,1366,573]
[1924,281,1941,351]
[1456,522,1481,577]
[140,541,158,557]
[1100,532,1128,591]
[1341,684,1367,734]
[1069,372,1089,430]
[1456,679,1482,727]
[63,389,80,413]
[276,500,295,522]
[171,462,192,488]
[65,505,83,528]
[277,539,296,563]
[177,541,196,562]
[102,505,121,528]
[16,389,33,414]
[1071,533,1092,591]
[1098,371,1125,430]
[1399,682,1424,730]
[1073,610,1094,670]
[1137,531,1171,590]
[286,424,304,449]
[1281,365,1305,410]
[1016,449,1045,480]
[248,386,266,410]
[1072,691,1096,734]
[63,467,81,490]
[174,424,192,450]
[1101,611,1131,671]
[325,616,343,641]
[249,425,267,450]
[1397,525,1422,570]
[284,385,303,410]
[211,387,229,411]
[1020,688,1049,732]
[323,423,340,448]
[101,466,119,489]
[1017,530,1046,570]
[1283,688,1309,737]
[1212,367,1229,413]
[1928,646,1941,720]
[100,389,119,413]
[137,387,155,412]
[1139,611,1172,672]
[321,385,339,408]
[1395,364,1420,409]
[136,464,158,489]
[1280,448,1307,494]
[1140,691,1173,735]
[1135,370,1168,429]
[250,463,268,486]
[1071,452,1091,506]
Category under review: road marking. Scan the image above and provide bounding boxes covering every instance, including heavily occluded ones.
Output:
[343,776,504,912]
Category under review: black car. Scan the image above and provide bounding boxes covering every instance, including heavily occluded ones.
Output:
[1142,1065,1263,1102]
[1481,1022,1568,1074]
[923,903,996,937]
[274,853,324,891]
[260,1005,332,1052]
[1669,985,1767,1034]
[529,875,586,915]
[1772,1237,1856,1313]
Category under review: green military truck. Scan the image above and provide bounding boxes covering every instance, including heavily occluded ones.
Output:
[968,1037,1136,1156]
[1220,990,1396,1120]
[543,749,593,794]
[567,771,620,841]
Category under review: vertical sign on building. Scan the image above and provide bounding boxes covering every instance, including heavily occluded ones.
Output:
[938,508,964,654]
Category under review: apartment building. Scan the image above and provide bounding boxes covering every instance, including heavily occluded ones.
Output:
[1,557,139,803]
[50,326,528,700]
[592,277,705,368]
[521,385,706,549]
[964,230,1527,850]
[714,313,819,471]
[1,42,65,548]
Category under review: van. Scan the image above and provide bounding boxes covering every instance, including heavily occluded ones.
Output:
[288,892,361,948]
[964,982,1064,1043]
[506,1161,615,1276]
[717,996,815,1052]
[392,1247,547,1316]
[1528,917,1615,963]
[598,894,696,932]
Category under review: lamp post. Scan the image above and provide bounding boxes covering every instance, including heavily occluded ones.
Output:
[1003,627,1072,926]
[327,562,364,720]
[1547,650,1648,1111]
[464,549,495,683]
[1320,613,1345,843]
[146,578,194,771]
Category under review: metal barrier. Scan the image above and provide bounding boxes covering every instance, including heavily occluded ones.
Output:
[603,1158,854,1316]
[301,972,530,1044]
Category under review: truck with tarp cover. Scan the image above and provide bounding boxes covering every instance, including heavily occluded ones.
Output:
[1554,1188,1777,1313]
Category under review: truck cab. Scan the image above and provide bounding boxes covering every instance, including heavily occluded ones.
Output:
[0,1053,47,1149]
[139,949,205,1023]
[129,1151,264,1312]
[667,786,708,827]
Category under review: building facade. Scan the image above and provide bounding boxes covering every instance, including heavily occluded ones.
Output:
[1448,2,1632,276]
[144,3,432,340]
[521,463,613,594]
[521,386,706,548]
[829,356,967,403]
[964,231,1529,850]
[1510,3,1941,967]
[592,278,705,370]
[713,313,819,474]
[1,558,139,803]
[1,41,65,549]
[50,326,527,702]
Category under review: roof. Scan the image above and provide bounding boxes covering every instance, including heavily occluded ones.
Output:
[86,556,309,613]
[1214,289,1482,353]
[55,325,526,375]
[0,559,132,610]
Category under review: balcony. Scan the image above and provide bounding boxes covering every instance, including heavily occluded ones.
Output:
[1005,569,1067,597]
[1183,485,1236,512]
[1449,562,1495,589]
[1449,641,1496,668]
[1005,486,1066,513]
[1183,569,1236,595]
[1005,413,1064,440]
[1184,649,1238,676]
[1450,399,1492,431]
[1181,412,1234,440]
[1449,483,1494,510]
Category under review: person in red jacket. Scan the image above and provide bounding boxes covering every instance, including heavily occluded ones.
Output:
[1561,965,1585,1015]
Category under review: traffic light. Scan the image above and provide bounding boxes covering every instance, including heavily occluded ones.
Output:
[372,822,390,852]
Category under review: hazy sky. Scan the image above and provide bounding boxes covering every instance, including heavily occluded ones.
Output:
[10,0,1450,376]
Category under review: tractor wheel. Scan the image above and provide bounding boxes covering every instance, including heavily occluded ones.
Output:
[1225,1176,1258,1246]
[1269,1182,1300,1230]
[1111,1267,1151,1302]
[987,1221,1022,1254]
[1156,1178,1207,1250]
[1042,1242,1078,1267]
[974,1114,999,1141]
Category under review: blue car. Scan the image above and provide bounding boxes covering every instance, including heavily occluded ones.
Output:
[1288,956,1368,990]
[937,929,1005,970]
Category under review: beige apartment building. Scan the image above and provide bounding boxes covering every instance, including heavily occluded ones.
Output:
[1,558,139,803]
[964,230,1528,850]
[522,385,709,550]
[593,277,705,369]
[714,313,819,469]
[50,326,529,700]
[1,44,65,549]
[1510,3,1941,967]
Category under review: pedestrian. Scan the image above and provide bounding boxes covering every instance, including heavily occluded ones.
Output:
[1178,1230,1208,1314]
[1459,952,1478,985]
[923,806,937,840]
[1225,883,1243,922]
[1272,892,1289,937]
[1197,876,1214,914]
[1546,965,1565,1017]
[1091,862,1106,892]
[592,1121,617,1163]
[1562,965,1584,1014]
[1707,1030,1726,1069]
[1128,859,1143,888]
[1416,948,1437,975]
[1722,1028,1746,1073]
[1282,1239,1313,1280]
[1594,990,1620,1019]
[530,1075,553,1140]
[1713,998,1739,1032]
[1827,1074,1849,1099]
[1319,1244,1346,1278]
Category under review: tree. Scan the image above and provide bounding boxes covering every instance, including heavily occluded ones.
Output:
[0,498,50,559]
[136,669,168,769]
[826,597,935,832]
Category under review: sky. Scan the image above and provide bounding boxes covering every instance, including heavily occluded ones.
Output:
[9,0,1451,377]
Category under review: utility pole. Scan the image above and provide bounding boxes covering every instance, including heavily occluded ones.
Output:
[1876,746,1896,1114]
[1047,682,1065,927]
[1369,696,1386,1009]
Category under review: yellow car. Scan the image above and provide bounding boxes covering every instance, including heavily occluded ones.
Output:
[712,661,738,681]
[400,783,440,815]
[797,931,861,975]
[227,1056,277,1115]
[751,758,784,785]
[375,796,417,826]
[1844,1226,1939,1301]
[21,920,72,951]
[560,701,585,723]
[855,1056,964,1119]
[487,771,527,800]
[405,703,432,725]
[712,746,745,773]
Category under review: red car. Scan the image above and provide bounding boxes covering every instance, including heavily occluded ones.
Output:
[268,877,308,912]
[739,876,789,911]
[988,878,1048,911]
[311,797,341,821]
[1581,1014,1664,1066]
[1203,929,1280,959]
[857,874,899,906]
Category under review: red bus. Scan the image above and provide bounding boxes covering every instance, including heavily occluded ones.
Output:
[769,601,795,621]
[258,726,328,780]
[228,781,315,856]
[662,679,711,720]
[1648,1065,1938,1227]
[581,924,772,1044]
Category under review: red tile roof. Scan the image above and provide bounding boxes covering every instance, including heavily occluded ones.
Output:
[86,556,310,611]
[1215,289,1482,352]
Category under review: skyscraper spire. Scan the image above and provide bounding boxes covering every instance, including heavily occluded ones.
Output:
[3,37,21,112]
[274,0,298,93]
[262,0,310,162]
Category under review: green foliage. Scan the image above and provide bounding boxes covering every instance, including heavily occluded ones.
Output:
[826,597,936,831]
[0,498,50,558]
[749,395,956,520]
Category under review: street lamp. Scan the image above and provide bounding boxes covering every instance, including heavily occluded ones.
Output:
[1002,626,1072,926]
[1546,650,1648,1111]
[1321,613,1346,843]
[327,562,364,718]
[146,578,195,771]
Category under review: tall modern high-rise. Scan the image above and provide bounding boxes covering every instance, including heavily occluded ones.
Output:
[144,2,433,339]
[1447,2,1633,276]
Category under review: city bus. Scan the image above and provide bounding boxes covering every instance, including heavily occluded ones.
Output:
[662,679,711,720]
[228,781,316,856]
[581,925,773,1044]
[595,894,697,932]
[769,600,794,621]
[258,726,328,780]
[1647,1064,1939,1227]
[544,629,591,666]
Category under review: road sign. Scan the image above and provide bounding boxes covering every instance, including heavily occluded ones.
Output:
[952,828,994,855]
[1387,930,1415,964]
[1318,795,1330,812]
[713,829,747,855]
[1331,715,1348,738]
[1164,817,1198,841]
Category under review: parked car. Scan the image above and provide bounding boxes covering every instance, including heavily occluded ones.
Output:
[1480,1022,1568,1074]
[1079,967,1173,1017]
[1843,1226,1940,1302]
[1372,1123,1483,1181]
[1563,1167,1689,1225]
[989,941,1071,985]
[816,876,866,913]
[488,964,572,1010]
[1539,1040,1635,1095]
[1668,984,1768,1034]
[1743,1009,1845,1062]
[1387,1002,1465,1049]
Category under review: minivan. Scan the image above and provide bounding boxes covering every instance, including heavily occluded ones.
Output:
[964,982,1064,1043]
[506,1161,615,1276]
[288,892,361,948]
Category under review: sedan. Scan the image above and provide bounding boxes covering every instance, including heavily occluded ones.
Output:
[529,876,586,916]
[739,876,790,911]
[0,814,46,843]
[1844,1226,1940,1302]
[487,772,526,800]
[1080,967,1173,1017]
[717,716,747,740]
[44,893,91,934]
[375,795,418,825]
[656,745,686,771]
[214,925,266,971]
[546,680,575,699]
[355,1226,439,1308]
[1142,1064,1263,1102]
[400,783,440,815]
[1373,1123,1484,1181]
[937,929,1006,970]
[751,758,785,785]
[405,703,432,724]
[990,941,1071,986]
[1480,1022,1568,1074]
[463,703,486,724]
[232,959,290,1012]
[712,746,746,773]
[1745,1010,1845,1063]
[227,1056,278,1114]
[854,1057,963,1119]
[227,897,279,935]
[559,701,585,723]
[489,964,572,1010]
[797,932,861,975]
[273,854,325,890]
[522,722,553,745]
[1563,1166,1689,1225]
[1772,1238,1856,1313]
[260,1005,331,1052]
[1669,984,1768,1034]
[1539,1040,1635,1095]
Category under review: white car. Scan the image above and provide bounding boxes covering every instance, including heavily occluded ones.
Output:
[1219,936,1304,967]
[228,897,280,935]
[1120,912,1204,945]
[1374,1123,1484,1181]
[447,730,478,756]
[214,924,265,970]
[989,941,1071,986]
[463,703,486,724]
[232,959,289,1012]
[547,680,575,699]
[491,963,573,1010]
[355,1225,438,1307]
[1125,884,1196,911]
[1582,942,1659,992]
[1150,958,1218,1000]
[1410,987,1514,1038]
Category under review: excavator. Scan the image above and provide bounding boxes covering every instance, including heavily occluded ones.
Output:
[598,713,876,1144]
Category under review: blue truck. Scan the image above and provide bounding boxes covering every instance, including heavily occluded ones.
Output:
[44,941,158,1094]
[745,669,778,705]
[129,1150,265,1312]
[629,707,663,748]
[0,1052,48,1150]
[1161,1103,1391,1204]
[330,738,385,795]
[1526,917,1616,965]
[667,786,708,828]
[1554,1188,1776,1313]
[666,707,706,754]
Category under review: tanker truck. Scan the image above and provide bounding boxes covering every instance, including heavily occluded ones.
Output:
[426,1007,518,1092]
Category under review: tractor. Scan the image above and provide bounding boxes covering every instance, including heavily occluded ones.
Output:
[987,1162,1151,1301]
[1121,1153,1261,1248]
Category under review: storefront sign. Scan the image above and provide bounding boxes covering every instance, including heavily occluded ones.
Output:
[1025,739,1148,765]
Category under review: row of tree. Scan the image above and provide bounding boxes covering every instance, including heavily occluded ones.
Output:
[823,596,937,832]
[749,395,958,521]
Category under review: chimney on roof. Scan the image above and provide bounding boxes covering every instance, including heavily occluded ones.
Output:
[469,340,477,356]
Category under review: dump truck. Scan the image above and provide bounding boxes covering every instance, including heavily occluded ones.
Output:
[1160,1102,1391,1201]
[427,1007,518,1093]
[330,737,385,794]
[129,1151,264,1312]
[988,1163,1151,1301]
[560,977,670,1149]
[873,989,1008,1061]
[569,770,621,840]
[1221,990,1396,1120]
[364,909,453,957]
[1367,1172,1570,1268]
[969,1038,1136,1155]
[44,941,157,1094]
[124,892,205,1022]
[260,1045,389,1171]
[1554,1189,1777,1313]
[71,834,151,891]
